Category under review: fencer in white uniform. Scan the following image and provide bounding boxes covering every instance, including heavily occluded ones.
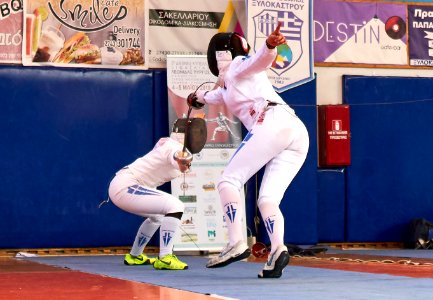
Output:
[108,134,192,270]
[188,23,309,278]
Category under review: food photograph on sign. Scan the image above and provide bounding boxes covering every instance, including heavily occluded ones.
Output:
[22,0,146,69]
[0,0,23,64]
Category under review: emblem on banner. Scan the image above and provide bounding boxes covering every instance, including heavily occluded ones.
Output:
[253,10,303,76]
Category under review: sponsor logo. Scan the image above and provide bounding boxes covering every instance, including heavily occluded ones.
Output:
[220,149,230,160]
[180,182,195,191]
[159,259,171,266]
[181,233,198,243]
[202,182,216,191]
[182,216,194,226]
[184,207,197,214]
[204,205,216,217]
[179,195,197,203]
[208,230,216,239]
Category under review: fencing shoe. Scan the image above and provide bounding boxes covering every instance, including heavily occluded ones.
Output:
[124,254,156,266]
[258,245,290,278]
[206,240,251,268]
[153,254,188,270]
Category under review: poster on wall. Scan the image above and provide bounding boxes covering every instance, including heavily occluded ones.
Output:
[408,5,433,66]
[166,55,246,251]
[0,0,23,64]
[146,0,246,69]
[22,0,146,69]
[314,0,407,66]
[247,0,314,92]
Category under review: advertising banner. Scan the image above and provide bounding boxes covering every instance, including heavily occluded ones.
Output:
[22,0,146,69]
[247,0,314,92]
[146,0,245,69]
[0,0,23,64]
[166,55,246,251]
[408,5,433,66]
[314,0,407,65]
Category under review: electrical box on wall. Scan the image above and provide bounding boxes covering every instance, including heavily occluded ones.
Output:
[318,105,351,167]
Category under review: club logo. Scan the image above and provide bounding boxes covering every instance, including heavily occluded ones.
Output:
[127,185,160,196]
[265,216,275,234]
[138,235,148,247]
[225,204,237,223]
[162,231,172,247]
[252,10,303,76]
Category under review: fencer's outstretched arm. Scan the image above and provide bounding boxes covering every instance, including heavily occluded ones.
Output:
[231,22,286,78]
[265,22,286,49]
[187,23,285,109]
[187,87,224,107]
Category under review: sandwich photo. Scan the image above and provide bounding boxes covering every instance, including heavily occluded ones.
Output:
[53,32,100,64]
[70,44,101,64]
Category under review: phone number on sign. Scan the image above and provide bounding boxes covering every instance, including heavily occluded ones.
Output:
[104,38,140,48]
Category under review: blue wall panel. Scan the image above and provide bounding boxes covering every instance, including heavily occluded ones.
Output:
[317,169,346,242]
[0,66,318,248]
[0,66,155,248]
[343,75,433,242]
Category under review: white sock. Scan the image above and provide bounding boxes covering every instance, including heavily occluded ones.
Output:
[219,182,244,246]
[258,202,284,255]
[159,216,181,257]
[130,218,160,257]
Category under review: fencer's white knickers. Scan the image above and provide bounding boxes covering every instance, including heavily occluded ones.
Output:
[108,169,185,218]
[218,104,309,207]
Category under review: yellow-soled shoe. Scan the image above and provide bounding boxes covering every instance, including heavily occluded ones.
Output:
[153,254,188,270]
[124,254,156,266]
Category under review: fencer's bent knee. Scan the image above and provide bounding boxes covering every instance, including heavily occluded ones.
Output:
[165,211,183,220]
[257,196,280,209]
[166,198,185,214]
[148,215,163,226]
[217,179,242,193]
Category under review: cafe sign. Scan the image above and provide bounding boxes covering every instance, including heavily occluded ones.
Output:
[22,0,147,69]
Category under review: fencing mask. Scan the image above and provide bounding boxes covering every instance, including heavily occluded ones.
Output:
[207,32,250,77]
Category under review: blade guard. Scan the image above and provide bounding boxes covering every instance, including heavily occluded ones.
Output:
[172,118,207,154]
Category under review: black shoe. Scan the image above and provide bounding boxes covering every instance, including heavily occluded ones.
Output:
[258,245,290,278]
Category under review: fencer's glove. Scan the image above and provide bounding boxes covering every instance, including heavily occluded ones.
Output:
[174,149,193,173]
[187,93,205,110]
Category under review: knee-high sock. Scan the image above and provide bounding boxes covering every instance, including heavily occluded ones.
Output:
[219,182,244,246]
[130,217,161,256]
[258,201,284,255]
[159,216,181,257]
